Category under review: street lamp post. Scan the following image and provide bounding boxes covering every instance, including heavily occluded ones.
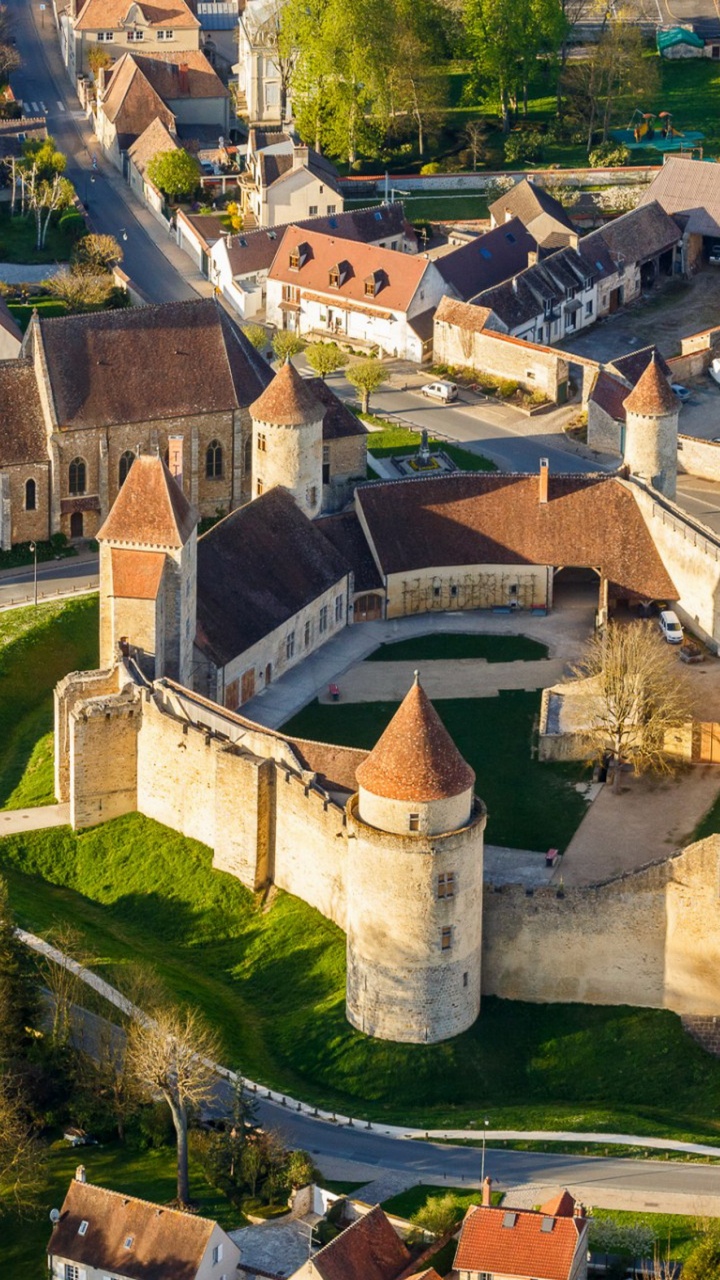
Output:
[29,542,37,607]
[480,1116,490,1185]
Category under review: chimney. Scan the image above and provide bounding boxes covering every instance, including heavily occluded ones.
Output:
[504,208,512,222]
[75,1165,86,1183]
[574,1202,586,1219]
[168,435,184,488]
[539,457,549,504]
[178,62,190,95]
[293,143,309,170]
[482,1176,493,1207]
[527,250,538,268]
[97,64,108,97]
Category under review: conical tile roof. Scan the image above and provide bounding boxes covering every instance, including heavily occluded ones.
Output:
[250,358,323,426]
[356,674,475,802]
[97,455,197,548]
[623,352,678,416]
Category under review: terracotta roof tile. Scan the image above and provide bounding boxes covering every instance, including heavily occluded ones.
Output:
[288,736,368,793]
[311,1205,411,1280]
[589,369,630,423]
[309,378,368,441]
[623,352,679,416]
[48,1179,218,1280]
[98,456,197,548]
[356,675,475,802]
[250,359,324,425]
[111,547,165,598]
[123,49,229,99]
[74,0,199,31]
[32,298,272,430]
[127,116,178,174]
[101,53,176,142]
[269,226,430,312]
[356,472,677,602]
[434,296,494,334]
[455,1204,585,1280]
[609,345,671,385]
[539,1191,577,1218]
[0,359,47,465]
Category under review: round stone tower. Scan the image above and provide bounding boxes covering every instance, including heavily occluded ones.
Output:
[622,353,679,499]
[346,674,487,1044]
[249,358,324,518]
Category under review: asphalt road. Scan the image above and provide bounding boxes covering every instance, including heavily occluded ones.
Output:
[0,556,98,607]
[5,0,196,303]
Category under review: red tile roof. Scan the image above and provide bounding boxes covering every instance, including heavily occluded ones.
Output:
[311,1205,411,1280]
[455,1204,586,1280]
[250,359,324,425]
[356,675,475,803]
[74,0,199,31]
[623,352,679,416]
[539,1191,577,1218]
[356,472,677,602]
[98,456,197,548]
[269,226,431,313]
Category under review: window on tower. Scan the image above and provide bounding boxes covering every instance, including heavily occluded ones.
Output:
[438,872,455,898]
[409,813,419,832]
[257,432,267,452]
[441,926,452,951]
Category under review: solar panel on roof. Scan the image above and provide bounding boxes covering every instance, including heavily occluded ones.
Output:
[329,217,338,228]
[595,260,604,270]
[480,246,492,259]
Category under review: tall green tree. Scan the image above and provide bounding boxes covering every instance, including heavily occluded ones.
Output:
[463,0,566,131]
[147,148,201,200]
[0,876,38,1066]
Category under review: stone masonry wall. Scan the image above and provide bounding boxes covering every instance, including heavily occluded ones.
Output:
[386,563,550,618]
[433,323,568,402]
[273,772,349,929]
[55,666,123,802]
[68,691,140,828]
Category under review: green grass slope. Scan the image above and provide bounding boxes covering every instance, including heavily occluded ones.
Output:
[4,815,720,1140]
[0,596,98,809]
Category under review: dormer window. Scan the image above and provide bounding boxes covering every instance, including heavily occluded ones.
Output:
[329,266,340,288]
[328,261,348,288]
[289,242,309,270]
[364,270,383,298]
[127,28,144,39]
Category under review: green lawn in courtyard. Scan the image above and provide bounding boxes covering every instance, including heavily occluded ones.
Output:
[283,691,585,851]
[366,634,548,663]
[2,1138,239,1280]
[365,423,496,473]
[0,596,98,810]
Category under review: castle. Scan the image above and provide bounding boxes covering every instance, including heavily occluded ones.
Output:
[54,341,720,1044]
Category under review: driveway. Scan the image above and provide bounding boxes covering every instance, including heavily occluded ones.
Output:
[559,271,720,364]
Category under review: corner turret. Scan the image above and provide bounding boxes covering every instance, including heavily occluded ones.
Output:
[623,353,679,498]
[249,359,324,517]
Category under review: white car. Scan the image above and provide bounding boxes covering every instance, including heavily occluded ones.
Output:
[709,244,720,265]
[658,610,684,645]
[421,380,458,403]
[670,383,691,401]
[711,359,720,386]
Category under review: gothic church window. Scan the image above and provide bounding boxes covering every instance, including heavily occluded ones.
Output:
[69,457,87,496]
[119,451,135,487]
[206,440,223,479]
[25,478,36,510]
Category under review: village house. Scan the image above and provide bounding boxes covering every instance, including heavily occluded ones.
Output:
[57,0,201,84]
[126,114,180,217]
[0,114,47,159]
[48,1170,240,1280]
[455,1186,589,1280]
[209,202,416,320]
[196,0,238,78]
[638,154,720,272]
[266,226,451,360]
[433,297,573,404]
[287,1204,415,1280]
[435,217,538,303]
[239,128,344,230]
[94,49,229,171]
[489,176,579,251]
[235,0,289,125]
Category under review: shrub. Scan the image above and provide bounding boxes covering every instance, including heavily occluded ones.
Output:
[504,130,544,165]
[497,378,519,398]
[420,161,442,175]
[588,142,630,168]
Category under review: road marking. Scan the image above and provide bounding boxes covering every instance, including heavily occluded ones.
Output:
[56,100,65,112]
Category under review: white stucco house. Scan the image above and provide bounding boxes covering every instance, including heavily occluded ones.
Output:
[239,128,344,229]
[266,225,452,360]
[235,0,288,124]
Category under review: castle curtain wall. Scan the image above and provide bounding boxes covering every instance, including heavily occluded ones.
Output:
[631,483,720,651]
[385,563,552,619]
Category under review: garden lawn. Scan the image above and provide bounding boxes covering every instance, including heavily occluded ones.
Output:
[0,208,83,264]
[365,423,495,472]
[366,634,548,662]
[4,815,720,1139]
[383,1184,502,1220]
[7,298,70,330]
[282,691,585,851]
[589,1209,701,1263]
[2,1138,238,1280]
[0,596,98,809]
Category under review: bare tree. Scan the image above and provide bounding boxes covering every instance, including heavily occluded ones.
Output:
[127,1004,221,1206]
[73,233,123,274]
[569,620,693,792]
[28,173,74,248]
[0,1077,44,1218]
[38,924,94,1048]
[464,119,491,171]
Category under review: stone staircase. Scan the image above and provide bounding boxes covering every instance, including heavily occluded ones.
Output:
[682,1014,720,1055]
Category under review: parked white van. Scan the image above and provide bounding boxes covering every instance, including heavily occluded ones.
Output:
[421,380,458,402]
[659,610,683,644]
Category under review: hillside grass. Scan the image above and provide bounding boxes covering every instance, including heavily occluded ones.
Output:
[283,691,586,851]
[3,1138,238,1280]
[4,816,720,1139]
[366,634,548,663]
[0,596,98,810]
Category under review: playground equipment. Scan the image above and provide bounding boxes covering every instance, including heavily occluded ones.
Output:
[617,108,697,151]
[628,109,655,141]
[658,110,684,139]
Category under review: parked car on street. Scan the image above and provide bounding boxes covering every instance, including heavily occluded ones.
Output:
[710,358,720,386]
[421,380,458,402]
[709,244,720,264]
[670,383,691,401]
[658,610,684,644]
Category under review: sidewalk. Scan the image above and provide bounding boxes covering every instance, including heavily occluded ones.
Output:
[0,804,69,833]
